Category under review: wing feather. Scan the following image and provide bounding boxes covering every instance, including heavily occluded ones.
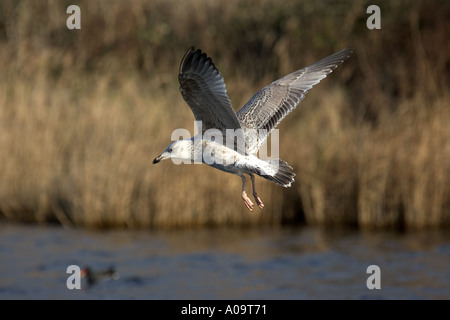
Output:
[237,48,353,152]
[179,47,242,133]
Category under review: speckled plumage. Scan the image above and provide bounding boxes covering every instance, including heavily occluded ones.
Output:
[179,47,353,154]
[154,47,353,211]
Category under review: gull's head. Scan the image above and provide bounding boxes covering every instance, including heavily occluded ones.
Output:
[153,140,193,164]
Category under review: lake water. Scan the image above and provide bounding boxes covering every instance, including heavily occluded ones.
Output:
[1,224,449,299]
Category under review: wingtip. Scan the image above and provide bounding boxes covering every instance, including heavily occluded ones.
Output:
[339,48,354,61]
[180,46,198,74]
[312,47,354,71]
[187,46,196,56]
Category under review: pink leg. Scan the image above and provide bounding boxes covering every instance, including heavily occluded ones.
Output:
[250,174,264,209]
[240,175,254,211]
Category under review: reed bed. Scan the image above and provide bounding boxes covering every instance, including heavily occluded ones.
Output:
[0,0,448,229]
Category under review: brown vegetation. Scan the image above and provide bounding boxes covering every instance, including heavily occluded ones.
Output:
[0,0,449,229]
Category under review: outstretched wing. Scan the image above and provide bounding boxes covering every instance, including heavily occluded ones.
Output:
[179,47,242,133]
[237,48,353,151]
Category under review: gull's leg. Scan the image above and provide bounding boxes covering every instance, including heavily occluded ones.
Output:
[249,174,264,209]
[240,175,254,211]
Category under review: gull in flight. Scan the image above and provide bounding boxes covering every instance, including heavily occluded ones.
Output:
[153,47,352,211]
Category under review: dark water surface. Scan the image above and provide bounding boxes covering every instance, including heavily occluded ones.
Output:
[1,224,449,299]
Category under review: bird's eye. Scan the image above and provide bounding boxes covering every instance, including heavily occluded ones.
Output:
[168,148,173,152]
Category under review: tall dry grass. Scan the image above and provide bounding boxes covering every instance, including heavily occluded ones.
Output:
[0,0,449,229]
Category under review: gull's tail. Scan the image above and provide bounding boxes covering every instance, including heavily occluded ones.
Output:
[258,159,295,188]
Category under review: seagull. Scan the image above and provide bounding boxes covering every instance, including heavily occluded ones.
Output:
[153,47,353,211]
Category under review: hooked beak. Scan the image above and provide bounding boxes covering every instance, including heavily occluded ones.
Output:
[153,152,169,164]
[153,154,162,164]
